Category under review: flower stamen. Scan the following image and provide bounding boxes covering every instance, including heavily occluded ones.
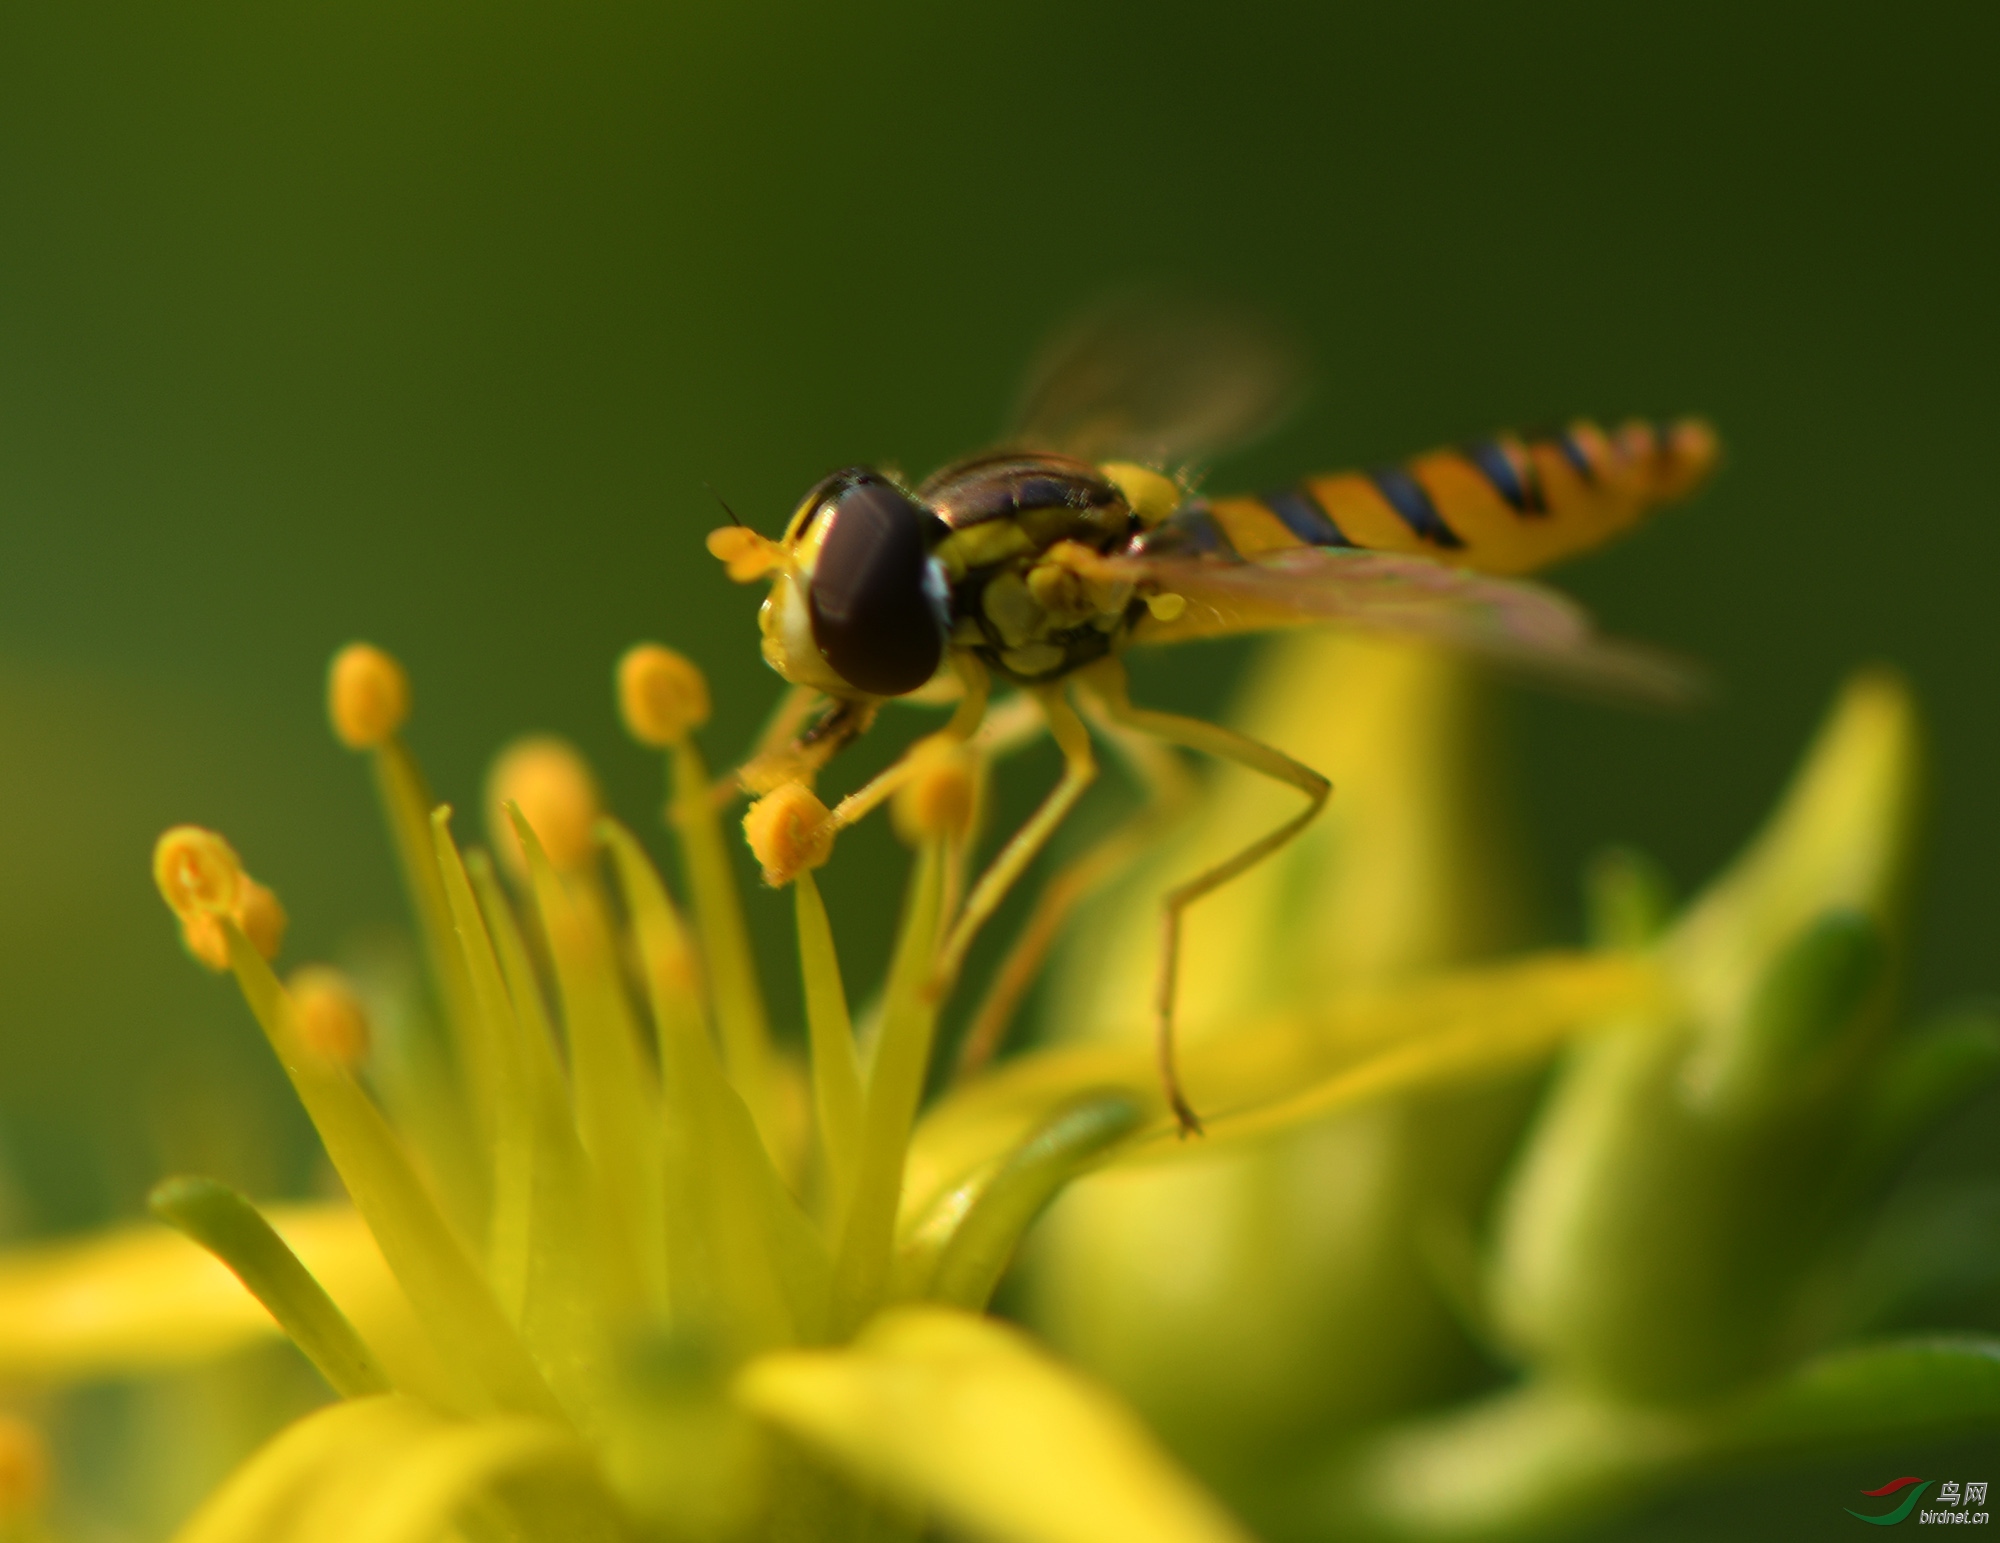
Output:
[744,783,835,888]
[485,736,602,877]
[618,643,712,747]
[153,827,286,970]
[288,966,372,1068]
[622,644,788,1162]
[890,741,977,849]
[328,642,412,749]
[153,825,243,917]
[325,643,485,1159]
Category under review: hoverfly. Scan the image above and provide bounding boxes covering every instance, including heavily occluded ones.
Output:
[708,299,1717,1133]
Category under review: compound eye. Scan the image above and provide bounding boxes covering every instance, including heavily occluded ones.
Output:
[806,474,948,696]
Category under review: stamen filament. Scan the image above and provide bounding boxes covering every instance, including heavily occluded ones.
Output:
[462,848,590,1322]
[149,1176,392,1400]
[670,737,786,1168]
[793,872,866,1220]
[376,741,492,1166]
[831,841,947,1336]
[597,819,710,1071]
[508,805,670,1320]
[218,920,563,1422]
[431,812,615,1403]
[463,851,571,1123]
[432,809,551,1323]
[603,820,830,1355]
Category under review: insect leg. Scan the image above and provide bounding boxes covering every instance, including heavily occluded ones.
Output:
[825,656,993,832]
[928,684,1099,1002]
[1084,656,1332,1136]
[952,704,1194,1082]
[938,690,1058,924]
[725,683,830,802]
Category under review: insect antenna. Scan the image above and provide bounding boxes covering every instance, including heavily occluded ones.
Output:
[703,480,748,529]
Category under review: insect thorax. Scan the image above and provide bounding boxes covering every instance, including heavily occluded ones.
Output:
[918,452,1145,685]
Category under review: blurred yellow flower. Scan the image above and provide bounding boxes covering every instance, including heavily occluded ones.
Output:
[1021,636,2000,1542]
[0,640,1644,1541]
[1030,632,1540,1498]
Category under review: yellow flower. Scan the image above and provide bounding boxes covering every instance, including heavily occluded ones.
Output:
[0,640,1655,1541]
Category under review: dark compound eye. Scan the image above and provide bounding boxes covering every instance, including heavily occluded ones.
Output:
[806,472,949,696]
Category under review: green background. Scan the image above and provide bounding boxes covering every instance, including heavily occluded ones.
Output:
[0,0,1993,1259]
[1,2,1997,1536]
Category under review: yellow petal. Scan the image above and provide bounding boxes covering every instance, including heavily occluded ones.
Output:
[171,1395,615,1543]
[302,1418,616,1543]
[907,951,1659,1229]
[736,1306,1252,1543]
[173,1397,442,1543]
[0,1205,400,1373]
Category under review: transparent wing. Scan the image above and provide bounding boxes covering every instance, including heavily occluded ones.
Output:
[1007,292,1308,470]
[1091,545,1704,705]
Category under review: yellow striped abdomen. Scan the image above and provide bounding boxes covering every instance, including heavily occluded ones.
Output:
[1206,417,1719,576]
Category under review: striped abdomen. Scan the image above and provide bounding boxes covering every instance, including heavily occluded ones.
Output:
[1187,417,1718,577]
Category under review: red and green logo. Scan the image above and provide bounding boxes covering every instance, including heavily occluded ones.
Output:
[1846,1478,1931,1525]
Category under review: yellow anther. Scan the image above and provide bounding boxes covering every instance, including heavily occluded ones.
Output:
[328,643,411,750]
[177,913,231,972]
[891,740,977,846]
[0,1411,49,1521]
[706,525,786,583]
[617,643,711,746]
[153,826,244,918]
[1100,461,1183,527]
[743,782,835,887]
[1145,591,1188,622]
[235,877,289,962]
[637,913,703,997]
[154,828,288,971]
[486,736,602,876]
[289,966,371,1067]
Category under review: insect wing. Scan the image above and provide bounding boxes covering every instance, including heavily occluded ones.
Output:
[1007,293,1307,470]
[1104,546,1703,704]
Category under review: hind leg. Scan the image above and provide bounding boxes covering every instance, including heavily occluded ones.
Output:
[1082,656,1331,1135]
[952,703,1194,1081]
[927,684,1099,1002]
